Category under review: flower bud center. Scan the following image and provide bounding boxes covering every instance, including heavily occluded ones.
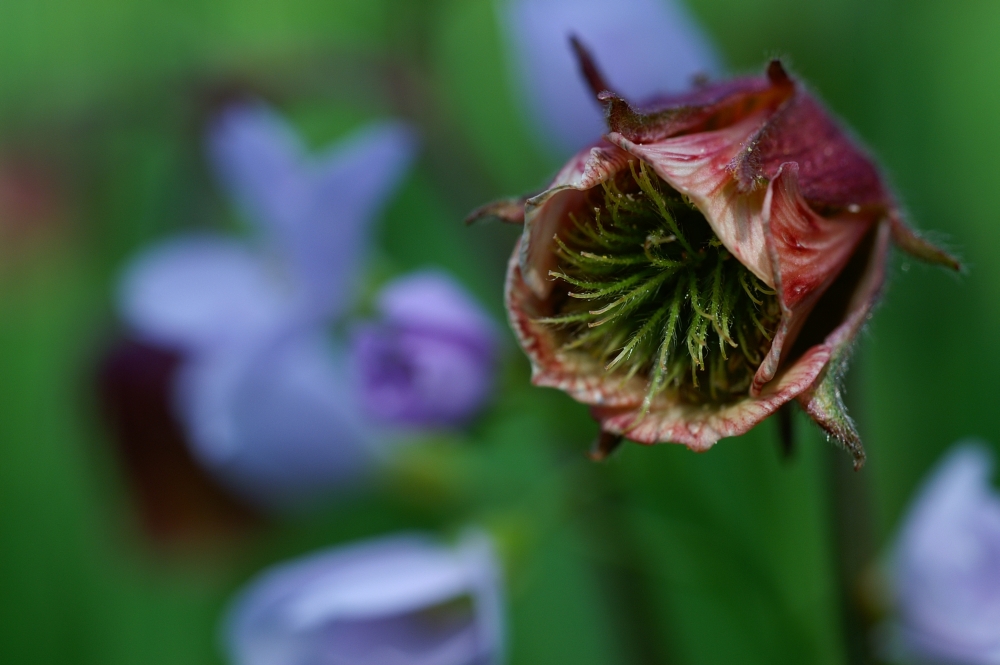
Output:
[539,161,780,408]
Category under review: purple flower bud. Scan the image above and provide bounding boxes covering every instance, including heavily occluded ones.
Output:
[352,271,499,428]
[890,443,1000,664]
[500,0,723,156]
[224,531,504,665]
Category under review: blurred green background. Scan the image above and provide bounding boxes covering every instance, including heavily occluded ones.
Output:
[0,0,993,664]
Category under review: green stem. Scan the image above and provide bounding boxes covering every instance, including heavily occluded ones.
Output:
[823,363,879,665]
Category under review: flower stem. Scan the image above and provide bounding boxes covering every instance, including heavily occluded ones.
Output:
[823,367,879,665]
[572,459,674,665]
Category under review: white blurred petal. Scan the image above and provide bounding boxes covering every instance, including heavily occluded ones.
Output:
[891,442,1000,664]
[224,531,504,665]
[501,0,724,156]
[174,327,377,510]
[117,235,289,351]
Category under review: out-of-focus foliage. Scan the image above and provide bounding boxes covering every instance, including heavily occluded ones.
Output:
[0,1,996,664]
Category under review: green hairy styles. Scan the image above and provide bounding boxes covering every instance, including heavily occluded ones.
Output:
[538,161,780,412]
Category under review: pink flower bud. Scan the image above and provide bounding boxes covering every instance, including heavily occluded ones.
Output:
[474,49,958,466]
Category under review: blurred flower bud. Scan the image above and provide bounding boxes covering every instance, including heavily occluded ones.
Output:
[499,0,722,156]
[474,51,958,465]
[887,443,1000,664]
[224,531,504,665]
[97,337,258,543]
[113,103,418,510]
[352,271,499,428]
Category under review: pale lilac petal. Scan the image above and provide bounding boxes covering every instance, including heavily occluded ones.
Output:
[224,531,503,665]
[208,103,419,318]
[376,271,498,354]
[891,443,1000,664]
[291,121,419,315]
[352,272,499,428]
[174,328,376,510]
[117,235,290,351]
[501,0,724,155]
[206,103,306,237]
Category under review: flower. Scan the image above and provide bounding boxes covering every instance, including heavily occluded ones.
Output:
[474,49,958,466]
[888,443,1000,664]
[499,0,723,156]
[223,531,504,665]
[116,102,418,509]
[351,270,500,428]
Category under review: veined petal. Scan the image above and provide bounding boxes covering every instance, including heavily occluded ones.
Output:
[353,325,496,429]
[117,235,290,351]
[729,93,888,209]
[500,0,723,156]
[606,112,778,285]
[752,163,878,395]
[174,326,377,511]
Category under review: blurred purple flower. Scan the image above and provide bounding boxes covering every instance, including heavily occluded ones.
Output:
[224,531,504,665]
[889,443,1000,664]
[352,271,499,429]
[117,103,418,510]
[499,0,723,156]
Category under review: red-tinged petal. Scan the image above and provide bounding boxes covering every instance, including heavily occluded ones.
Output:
[751,163,878,394]
[600,60,794,144]
[487,54,959,457]
[731,93,889,210]
[797,219,894,468]
[606,113,778,285]
[590,343,832,451]
[506,244,647,408]
[519,141,634,297]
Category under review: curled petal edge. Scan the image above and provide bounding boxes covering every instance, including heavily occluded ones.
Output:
[796,220,893,469]
[605,113,779,288]
[519,141,635,297]
[752,162,878,395]
[506,243,649,409]
[590,220,891,453]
